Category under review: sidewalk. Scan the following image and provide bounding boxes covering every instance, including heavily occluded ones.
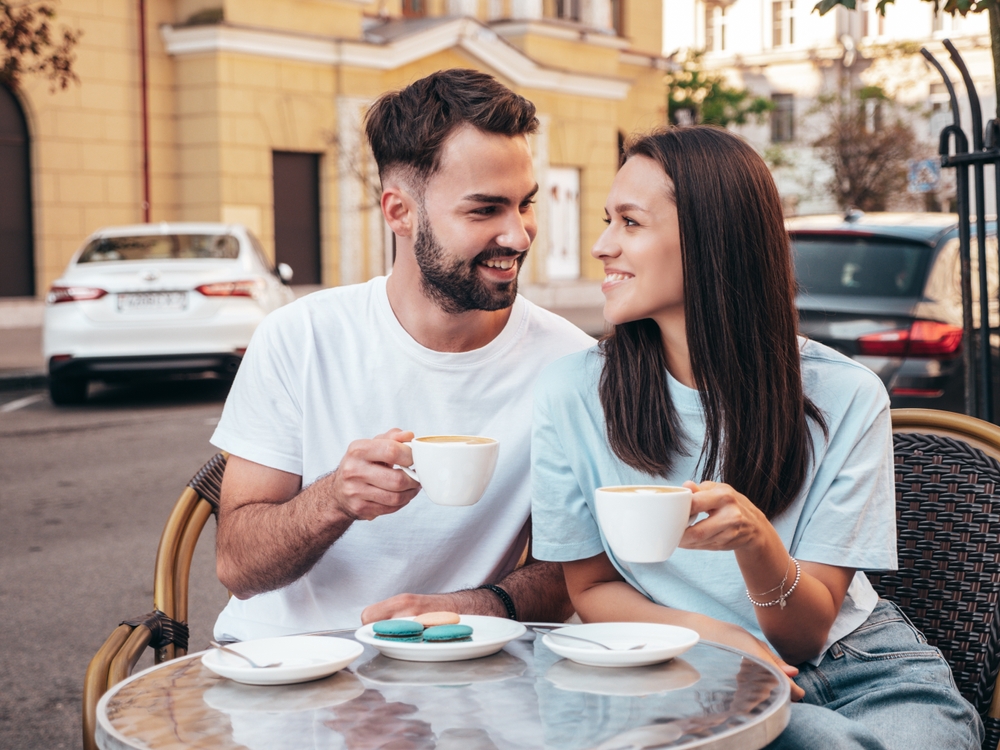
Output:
[0,298,46,392]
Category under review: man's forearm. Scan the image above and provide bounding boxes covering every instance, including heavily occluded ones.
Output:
[492,560,574,623]
[217,474,352,598]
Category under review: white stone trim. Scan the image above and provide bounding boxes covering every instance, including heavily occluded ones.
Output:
[160,19,630,99]
[619,51,676,70]
[337,96,370,287]
[491,19,629,49]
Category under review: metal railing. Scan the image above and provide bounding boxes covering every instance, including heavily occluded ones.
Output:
[923,41,998,422]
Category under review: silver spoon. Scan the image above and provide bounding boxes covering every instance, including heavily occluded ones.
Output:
[532,628,645,651]
[210,640,283,668]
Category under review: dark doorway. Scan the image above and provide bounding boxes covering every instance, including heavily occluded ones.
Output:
[0,86,35,297]
[272,151,321,285]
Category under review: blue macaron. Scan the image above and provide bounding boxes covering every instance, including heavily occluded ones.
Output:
[373,619,425,642]
[422,624,474,643]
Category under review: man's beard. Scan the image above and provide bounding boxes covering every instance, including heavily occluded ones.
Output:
[413,207,527,314]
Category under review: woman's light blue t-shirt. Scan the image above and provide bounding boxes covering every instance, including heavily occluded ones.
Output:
[530,339,897,664]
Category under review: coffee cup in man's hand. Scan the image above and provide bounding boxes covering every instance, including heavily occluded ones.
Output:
[396,435,499,506]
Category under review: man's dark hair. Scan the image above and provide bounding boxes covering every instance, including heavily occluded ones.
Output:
[364,68,538,185]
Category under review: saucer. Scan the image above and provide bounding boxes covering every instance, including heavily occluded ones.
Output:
[355,615,525,662]
[540,623,699,668]
[357,649,526,685]
[201,635,364,686]
[203,670,366,711]
[545,656,700,696]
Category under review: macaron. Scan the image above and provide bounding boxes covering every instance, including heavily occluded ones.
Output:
[373,619,425,642]
[414,611,462,627]
[423,624,474,643]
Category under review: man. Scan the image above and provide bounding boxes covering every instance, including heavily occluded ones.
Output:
[211,68,594,641]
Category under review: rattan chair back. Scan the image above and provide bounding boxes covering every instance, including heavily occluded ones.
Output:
[873,409,1000,750]
[82,452,227,750]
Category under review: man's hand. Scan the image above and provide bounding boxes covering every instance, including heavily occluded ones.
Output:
[360,590,505,624]
[327,429,422,522]
[217,429,421,598]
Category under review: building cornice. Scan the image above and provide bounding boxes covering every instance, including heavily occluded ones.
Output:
[160,18,630,100]
[490,19,629,50]
[701,32,993,70]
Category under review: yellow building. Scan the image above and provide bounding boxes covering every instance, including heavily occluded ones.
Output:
[1,0,669,300]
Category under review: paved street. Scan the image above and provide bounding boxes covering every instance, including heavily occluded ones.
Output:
[0,378,232,750]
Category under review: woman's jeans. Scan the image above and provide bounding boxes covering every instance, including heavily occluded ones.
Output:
[765,599,984,750]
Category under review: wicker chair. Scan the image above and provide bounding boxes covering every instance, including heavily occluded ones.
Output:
[82,452,227,750]
[871,409,1000,750]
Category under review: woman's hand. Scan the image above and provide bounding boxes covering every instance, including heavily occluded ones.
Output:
[679,480,769,552]
[705,618,806,702]
[564,553,806,701]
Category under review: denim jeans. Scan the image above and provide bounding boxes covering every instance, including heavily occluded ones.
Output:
[765,599,984,750]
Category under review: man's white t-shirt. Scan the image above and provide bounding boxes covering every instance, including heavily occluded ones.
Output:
[211,276,594,640]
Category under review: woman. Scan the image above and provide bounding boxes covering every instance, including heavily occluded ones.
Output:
[530,127,982,749]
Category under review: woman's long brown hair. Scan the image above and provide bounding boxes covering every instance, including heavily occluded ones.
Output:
[599,126,825,520]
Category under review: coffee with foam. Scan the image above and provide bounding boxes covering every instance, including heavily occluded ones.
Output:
[415,436,496,445]
[600,486,685,494]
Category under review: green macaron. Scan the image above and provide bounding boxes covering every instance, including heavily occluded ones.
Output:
[422,624,474,643]
[373,619,425,642]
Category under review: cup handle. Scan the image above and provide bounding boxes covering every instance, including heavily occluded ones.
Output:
[396,442,420,483]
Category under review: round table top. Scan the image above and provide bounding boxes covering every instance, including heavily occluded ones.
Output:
[96,628,790,750]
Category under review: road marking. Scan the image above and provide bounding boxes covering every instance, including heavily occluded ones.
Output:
[0,394,45,413]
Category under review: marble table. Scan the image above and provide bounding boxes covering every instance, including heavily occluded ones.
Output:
[96,628,790,750]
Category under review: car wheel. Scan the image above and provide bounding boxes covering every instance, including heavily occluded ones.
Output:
[49,377,88,405]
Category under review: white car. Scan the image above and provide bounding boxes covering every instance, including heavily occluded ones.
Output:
[43,223,295,405]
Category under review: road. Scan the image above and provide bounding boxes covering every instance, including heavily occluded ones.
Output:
[0,378,233,750]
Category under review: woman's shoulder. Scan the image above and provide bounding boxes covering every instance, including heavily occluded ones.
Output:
[534,344,603,402]
[799,337,890,411]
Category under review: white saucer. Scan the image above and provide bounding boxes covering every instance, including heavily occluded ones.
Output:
[355,615,526,662]
[540,622,699,668]
[201,636,365,686]
[357,649,526,685]
[545,656,700,696]
[203,670,365,711]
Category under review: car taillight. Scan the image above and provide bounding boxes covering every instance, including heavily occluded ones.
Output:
[46,286,108,304]
[195,280,263,298]
[857,320,963,357]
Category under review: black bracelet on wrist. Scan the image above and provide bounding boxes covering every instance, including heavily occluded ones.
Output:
[477,583,518,620]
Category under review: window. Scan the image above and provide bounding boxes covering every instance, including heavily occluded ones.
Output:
[78,235,240,263]
[401,0,425,18]
[771,93,794,143]
[771,0,795,47]
[555,0,581,22]
[705,3,728,52]
[792,237,931,299]
[610,0,625,36]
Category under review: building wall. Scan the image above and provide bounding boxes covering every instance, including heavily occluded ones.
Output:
[14,0,667,296]
[669,0,995,215]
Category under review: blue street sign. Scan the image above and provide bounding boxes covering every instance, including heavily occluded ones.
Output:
[907,159,940,193]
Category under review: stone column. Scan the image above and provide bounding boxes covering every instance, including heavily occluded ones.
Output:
[510,0,543,20]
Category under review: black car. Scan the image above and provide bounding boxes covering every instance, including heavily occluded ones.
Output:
[789,212,997,413]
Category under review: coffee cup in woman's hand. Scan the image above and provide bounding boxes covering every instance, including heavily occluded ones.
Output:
[595,485,694,563]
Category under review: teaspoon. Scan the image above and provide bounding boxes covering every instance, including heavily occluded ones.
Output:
[532,628,645,651]
[210,640,283,668]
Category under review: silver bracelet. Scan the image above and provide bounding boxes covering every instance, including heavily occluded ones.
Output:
[749,555,793,599]
[747,557,801,609]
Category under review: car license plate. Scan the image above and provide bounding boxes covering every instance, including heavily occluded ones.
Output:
[117,291,188,312]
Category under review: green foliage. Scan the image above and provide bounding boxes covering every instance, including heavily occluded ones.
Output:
[664,51,774,127]
[814,0,992,16]
[0,1,81,90]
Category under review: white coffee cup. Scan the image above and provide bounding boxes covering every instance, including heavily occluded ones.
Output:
[594,485,694,563]
[398,435,500,506]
